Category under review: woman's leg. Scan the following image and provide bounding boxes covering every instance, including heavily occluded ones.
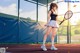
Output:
[42,27,52,46]
[41,27,52,51]
[51,27,58,50]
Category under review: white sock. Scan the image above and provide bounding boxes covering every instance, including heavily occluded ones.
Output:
[42,40,46,46]
[51,39,54,46]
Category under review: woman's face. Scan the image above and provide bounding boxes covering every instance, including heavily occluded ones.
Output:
[52,6,57,11]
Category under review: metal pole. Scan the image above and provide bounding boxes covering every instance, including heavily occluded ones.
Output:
[47,0,48,22]
[18,0,20,43]
[36,0,38,44]
[18,0,20,21]
[67,2,70,44]
[70,25,71,43]
[36,0,38,22]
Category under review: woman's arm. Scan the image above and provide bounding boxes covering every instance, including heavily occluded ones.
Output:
[47,11,51,23]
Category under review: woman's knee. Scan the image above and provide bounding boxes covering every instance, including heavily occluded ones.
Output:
[52,33,57,37]
[51,35,55,37]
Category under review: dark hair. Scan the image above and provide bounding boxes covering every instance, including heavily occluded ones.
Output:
[49,3,58,10]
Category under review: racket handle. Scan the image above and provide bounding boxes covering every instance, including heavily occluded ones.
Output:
[59,20,64,25]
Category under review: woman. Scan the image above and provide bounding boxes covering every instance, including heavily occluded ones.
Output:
[41,3,59,51]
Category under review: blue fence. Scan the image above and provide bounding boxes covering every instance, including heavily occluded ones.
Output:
[0,13,57,44]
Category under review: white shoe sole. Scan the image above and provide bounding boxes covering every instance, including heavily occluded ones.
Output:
[51,47,58,50]
[41,46,47,51]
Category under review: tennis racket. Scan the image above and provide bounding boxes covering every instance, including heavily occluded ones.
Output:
[59,10,73,25]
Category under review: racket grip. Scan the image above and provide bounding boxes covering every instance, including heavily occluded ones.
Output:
[59,20,64,25]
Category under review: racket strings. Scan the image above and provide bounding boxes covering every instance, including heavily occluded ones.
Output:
[64,11,73,19]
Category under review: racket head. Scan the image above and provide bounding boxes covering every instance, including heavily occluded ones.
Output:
[59,10,73,25]
[64,10,73,20]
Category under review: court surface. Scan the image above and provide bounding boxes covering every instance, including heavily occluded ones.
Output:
[0,44,80,53]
